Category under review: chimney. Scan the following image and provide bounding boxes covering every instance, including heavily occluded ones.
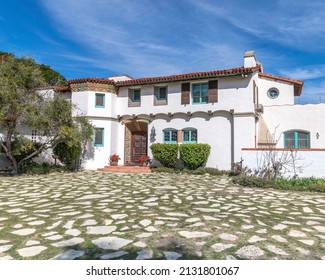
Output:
[244,50,257,68]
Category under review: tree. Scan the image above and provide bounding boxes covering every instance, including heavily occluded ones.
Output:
[39,64,67,86]
[0,54,93,174]
[254,126,307,179]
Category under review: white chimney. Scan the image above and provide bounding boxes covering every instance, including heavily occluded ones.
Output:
[244,50,257,68]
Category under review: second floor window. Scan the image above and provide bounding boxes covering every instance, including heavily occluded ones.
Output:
[163,130,177,143]
[192,83,208,104]
[95,93,105,108]
[284,131,310,149]
[128,88,141,107]
[157,87,167,100]
[131,89,141,102]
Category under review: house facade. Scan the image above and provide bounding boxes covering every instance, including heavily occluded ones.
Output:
[49,51,325,176]
[62,51,325,175]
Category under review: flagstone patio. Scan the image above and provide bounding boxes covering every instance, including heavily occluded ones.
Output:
[0,171,324,260]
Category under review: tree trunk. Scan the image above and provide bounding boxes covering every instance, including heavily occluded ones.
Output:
[2,125,19,175]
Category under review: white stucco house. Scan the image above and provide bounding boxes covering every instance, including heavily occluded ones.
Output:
[6,51,325,177]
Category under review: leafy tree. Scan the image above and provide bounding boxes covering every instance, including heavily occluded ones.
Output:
[0,54,93,174]
[39,64,67,86]
[1,51,67,86]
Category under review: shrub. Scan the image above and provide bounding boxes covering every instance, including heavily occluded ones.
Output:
[204,167,229,176]
[232,176,276,189]
[276,177,325,193]
[233,176,325,193]
[184,167,206,175]
[179,143,210,170]
[21,162,68,175]
[150,143,178,168]
[53,141,81,167]
[151,167,176,173]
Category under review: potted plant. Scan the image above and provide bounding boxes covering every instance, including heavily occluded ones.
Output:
[109,153,120,166]
[138,155,151,166]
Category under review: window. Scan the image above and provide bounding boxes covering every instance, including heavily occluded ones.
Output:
[284,131,310,149]
[192,83,208,104]
[157,87,167,100]
[131,89,141,102]
[94,128,104,147]
[31,130,38,142]
[267,88,279,99]
[182,129,197,143]
[95,93,105,108]
[163,130,177,143]
[154,86,168,106]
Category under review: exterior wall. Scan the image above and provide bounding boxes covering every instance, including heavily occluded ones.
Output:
[72,75,260,170]
[71,91,89,116]
[233,115,256,163]
[83,118,112,169]
[71,90,117,118]
[117,75,256,116]
[257,77,295,106]
[242,149,325,178]
[148,112,232,170]
[262,104,325,149]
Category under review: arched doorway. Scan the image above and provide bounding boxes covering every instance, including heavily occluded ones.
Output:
[124,119,148,165]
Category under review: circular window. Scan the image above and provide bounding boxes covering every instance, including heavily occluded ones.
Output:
[267,88,279,99]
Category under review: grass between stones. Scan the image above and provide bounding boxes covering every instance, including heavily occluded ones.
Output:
[0,171,324,260]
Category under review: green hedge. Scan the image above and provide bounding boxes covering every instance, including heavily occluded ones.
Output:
[150,143,178,168]
[179,143,211,170]
[53,141,81,167]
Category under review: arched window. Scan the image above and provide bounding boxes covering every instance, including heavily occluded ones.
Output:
[284,131,310,149]
[163,129,177,144]
[182,129,197,143]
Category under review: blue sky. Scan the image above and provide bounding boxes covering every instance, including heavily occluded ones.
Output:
[1,0,325,103]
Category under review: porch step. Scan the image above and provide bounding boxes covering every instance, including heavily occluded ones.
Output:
[97,166,151,173]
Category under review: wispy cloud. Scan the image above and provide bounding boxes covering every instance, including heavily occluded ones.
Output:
[279,65,325,80]
[38,0,255,77]
[35,31,62,46]
[189,0,325,51]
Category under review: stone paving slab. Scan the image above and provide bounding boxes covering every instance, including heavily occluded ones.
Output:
[0,171,324,260]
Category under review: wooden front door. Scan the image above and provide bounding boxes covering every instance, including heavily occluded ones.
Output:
[131,133,147,164]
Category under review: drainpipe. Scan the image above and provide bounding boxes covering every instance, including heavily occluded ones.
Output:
[230,109,235,171]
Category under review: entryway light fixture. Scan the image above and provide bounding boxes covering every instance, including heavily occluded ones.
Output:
[150,126,156,143]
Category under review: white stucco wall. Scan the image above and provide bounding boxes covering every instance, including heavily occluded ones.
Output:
[83,119,113,169]
[71,91,89,116]
[116,75,256,116]
[148,112,233,170]
[72,91,117,118]
[233,115,256,163]
[262,103,325,148]
[258,77,295,106]
[242,149,325,178]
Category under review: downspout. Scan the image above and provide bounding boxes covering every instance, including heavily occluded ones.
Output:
[230,109,235,171]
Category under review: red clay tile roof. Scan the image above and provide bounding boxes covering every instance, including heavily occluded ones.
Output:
[69,77,115,85]
[65,66,303,96]
[115,66,261,86]
[37,85,71,92]
[259,73,303,96]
